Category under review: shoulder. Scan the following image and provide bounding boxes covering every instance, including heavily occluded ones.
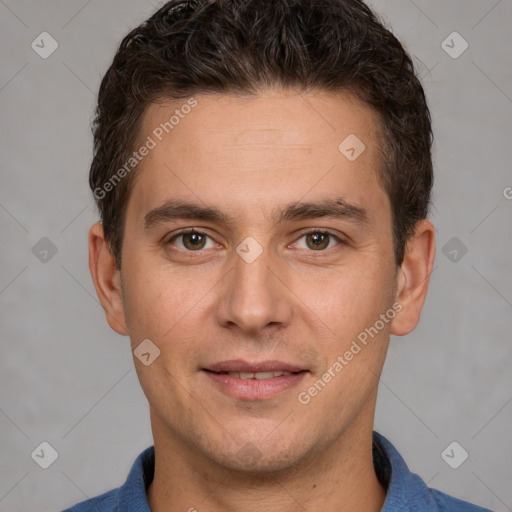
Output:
[373,432,493,512]
[60,487,120,511]
[430,488,494,512]
[60,445,155,512]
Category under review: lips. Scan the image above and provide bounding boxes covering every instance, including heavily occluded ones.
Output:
[205,360,305,374]
[223,371,293,380]
[203,360,308,400]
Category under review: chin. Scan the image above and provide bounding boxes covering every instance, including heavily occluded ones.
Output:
[202,429,317,476]
[214,447,308,476]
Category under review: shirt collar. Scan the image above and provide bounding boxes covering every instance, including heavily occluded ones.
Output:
[373,431,437,511]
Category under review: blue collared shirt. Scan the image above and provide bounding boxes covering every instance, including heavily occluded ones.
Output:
[61,431,492,511]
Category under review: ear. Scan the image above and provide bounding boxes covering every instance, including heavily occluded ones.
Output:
[88,222,129,336]
[391,219,436,336]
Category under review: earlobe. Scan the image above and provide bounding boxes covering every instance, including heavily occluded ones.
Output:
[88,222,129,336]
[391,220,436,337]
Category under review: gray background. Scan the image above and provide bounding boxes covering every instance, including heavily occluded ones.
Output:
[1,0,511,511]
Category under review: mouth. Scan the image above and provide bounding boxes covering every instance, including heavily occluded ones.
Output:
[202,360,309,400]
[206,370,299,380]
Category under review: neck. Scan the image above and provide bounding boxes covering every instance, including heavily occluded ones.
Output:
[147,408,386,512]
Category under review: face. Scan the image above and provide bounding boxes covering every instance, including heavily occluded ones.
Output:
[93,89,428,473]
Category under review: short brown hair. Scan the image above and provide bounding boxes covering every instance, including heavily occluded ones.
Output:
[90,0,433,269]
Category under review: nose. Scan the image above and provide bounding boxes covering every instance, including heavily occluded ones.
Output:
[215,242,293,336]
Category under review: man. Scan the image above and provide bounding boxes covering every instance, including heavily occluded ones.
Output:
[62,0,492,510]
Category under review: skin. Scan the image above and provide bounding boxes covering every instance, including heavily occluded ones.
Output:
[89,88,435,512]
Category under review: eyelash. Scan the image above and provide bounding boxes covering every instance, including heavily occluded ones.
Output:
[165,227,346,256]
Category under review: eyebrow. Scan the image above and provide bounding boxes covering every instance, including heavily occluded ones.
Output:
[143,197,369,231]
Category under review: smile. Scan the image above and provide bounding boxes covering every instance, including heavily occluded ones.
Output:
[203,362,309,400]
[223,371,293,379]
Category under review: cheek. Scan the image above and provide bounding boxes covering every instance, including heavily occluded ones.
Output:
[124,266,211,393]
[122,258,218,344]
[293,261,394,339]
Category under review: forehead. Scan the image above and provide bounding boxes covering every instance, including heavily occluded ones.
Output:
[140,89,381,152]
[128,89,389,227]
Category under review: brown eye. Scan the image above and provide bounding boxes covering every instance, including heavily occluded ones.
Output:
[294,230,343,252]
[182,232,207,250]
[305,232,331,250]
[169,230,213,251]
